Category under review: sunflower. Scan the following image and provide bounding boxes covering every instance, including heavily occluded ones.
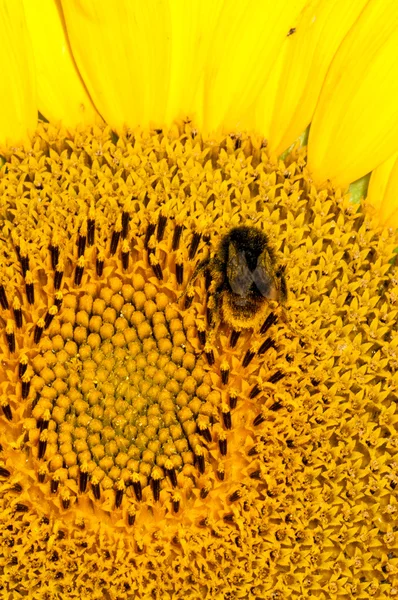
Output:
[1,1,398,599]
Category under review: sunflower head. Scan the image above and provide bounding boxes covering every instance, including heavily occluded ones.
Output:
[1,120,398,598]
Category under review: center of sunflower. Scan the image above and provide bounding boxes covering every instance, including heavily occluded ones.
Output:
[2,121,398,596]
[1,122,306,530]
[28,269,220,511]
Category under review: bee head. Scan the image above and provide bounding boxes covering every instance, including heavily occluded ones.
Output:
[221,226,286,303]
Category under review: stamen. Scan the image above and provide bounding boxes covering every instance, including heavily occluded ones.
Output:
[122,211,130,239]
[40,410,50,431]
[229,389,238,409]
[21,373,31,399]
[54,260,64,290]
[115,480,125,508]
[38,430,48,459]
[194,446,205,474]
[37,466,46,483]
[242,348,255,368]
[110,223,122,256]
[61,490,70,510]
[150,254,163,280]
[25,271,34,304]
[34,318,45,344]
[172,223,183,251]
[221,404,232,430]
[92,479,101,500]
[151,467,162,502]
[197,419,212,443]
[6,320,15,353]
[217,464,225,481]
[165,460,178,488]
[96,251,104,277]
[77,233,86,257]
[229,330,241,348]
[157,213,168,242]
[54,291,63,309]
[200,487,210,499]
[253,413,266,427]
[132,473,142,502]
[268,371,285,384]
[229,490,241,503]
[204,343,215,366]
[249,383,261,399]
[176,262,184,285]
[220,361,230,385]
[13,298,22,328]
[172,493,181,513]
[49,243,59,270]
[144,222,156,249]
[79,463,89,493]
[44,306,58,329]
[127,508,136,526]
[176,251,183,285]
[258,338,276,355]
[260,312,278,334]
[197,321,206,345]
[0,284,9,309]
[87,207,95,246]
[19,244,29,277]
[189,232,202,260]
[218,431,227,456]
[74,256,85,286]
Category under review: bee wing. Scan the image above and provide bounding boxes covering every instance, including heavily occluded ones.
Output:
[227,244,253,296]
[252,249,279,300]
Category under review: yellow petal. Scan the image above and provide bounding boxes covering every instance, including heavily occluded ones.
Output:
[23,0,99,128]
[308,0,398,189]
[265,0,369,156]
[0,0,36,146]
[254,43,289,142]
[203,0,306,136]
[165,0,224,128]
[367,151,398,228]
[61,0,172,132]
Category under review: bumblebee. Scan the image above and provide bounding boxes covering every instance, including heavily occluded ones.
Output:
[188,225,287,331]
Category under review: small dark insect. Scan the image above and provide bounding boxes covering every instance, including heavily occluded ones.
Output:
[287,27,296,36]
[186,226,287,330]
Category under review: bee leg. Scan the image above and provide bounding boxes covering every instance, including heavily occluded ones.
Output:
[189,258,211,285]
[179,258,211,303]
[206,287,223,332]
[277,305,300,337]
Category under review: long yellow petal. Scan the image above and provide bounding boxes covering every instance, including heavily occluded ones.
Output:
[23,0,99,128]
[254,46,289,143]
[265,0,369,156]
[0,0,36,146]
[165,0,223,128]
[61,0,172,132]
[308,0,398,189]
[367,151,398,228]
[203,0,306,136]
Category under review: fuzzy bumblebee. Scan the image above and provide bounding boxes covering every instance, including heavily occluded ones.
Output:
[188,226,287,331]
